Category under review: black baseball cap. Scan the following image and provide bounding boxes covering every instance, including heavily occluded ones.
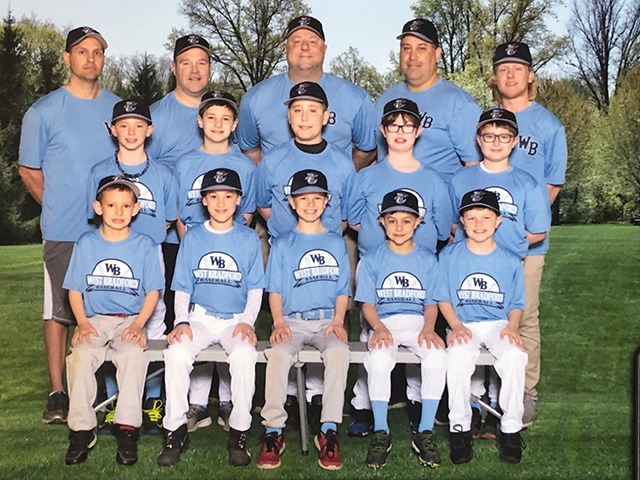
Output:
[200,168,242,195]
[380,189,421,217]
[397,18,439,46]
[289,169,330,196]
[111,100,152,125]
[286,15,325,41]
[174,34,211,59]
[476,108,518,134]
[66,26,108,52]
[199,90,238,116]
[284,82,328,107]
[493,42,532,67]
[459,189,500,215]
[96,175,140,200]
[382,98,421,122]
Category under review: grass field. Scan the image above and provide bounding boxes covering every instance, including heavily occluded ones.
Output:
[0,225,638,479]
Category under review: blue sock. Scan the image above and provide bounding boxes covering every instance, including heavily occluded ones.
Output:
[144,362,163,399]
[104,371,118,399]
[417,399,439,432]
[470,400,481,411]
[266,427,283,436]
[371,400,389,433]
[321,422,337,434]
[490,401,498,409]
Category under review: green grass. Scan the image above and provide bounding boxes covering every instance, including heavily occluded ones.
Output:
[0,225,638,479]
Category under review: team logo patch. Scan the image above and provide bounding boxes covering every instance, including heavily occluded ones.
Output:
[505,44,519,56]
[193,252,242,287]
[86,259,140,295]
[133,181,157,217]
[376,272,425,304]
[293,250,340,287]
[456,273,505,308]
[486,186,517,221]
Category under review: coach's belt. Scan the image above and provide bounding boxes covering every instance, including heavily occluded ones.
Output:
[190,303,235,320]
[285,308,335,321]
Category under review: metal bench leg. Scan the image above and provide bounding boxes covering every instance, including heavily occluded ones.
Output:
[471,394,503,419]
[93,367,165,413]
[295,362,309,455]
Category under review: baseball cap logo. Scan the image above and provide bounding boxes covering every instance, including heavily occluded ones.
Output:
[394,99,406,109]
[188,35,200,44]
[212,91,223,98]
[394,192,408,204]
[214,171,228,183]
[471,190,484,202]
[299,16,311,27]
[123,101,137,113]
[505,44,519,56]
[297,83,309,95]
[491,109,503,119]
[409,20,422,31]
[305,172,318,185]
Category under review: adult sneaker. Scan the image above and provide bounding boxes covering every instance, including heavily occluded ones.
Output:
[522,393,537,428]
[43,391,69,424]
[186,404,212,432]
[411,430,440,468]
[497,430,525,464]
[157,424,189,466]
[116,428,139,466]
[142,398,163,435]
[65,428,97,465]
[366,430,392,470]
[256,431,285,469]
[315,429,342,470]
[228,428,251,467]
[449,427,473,464]
[217,401,232,432]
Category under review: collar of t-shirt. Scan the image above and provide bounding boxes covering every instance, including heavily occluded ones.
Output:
[294,139,327,154]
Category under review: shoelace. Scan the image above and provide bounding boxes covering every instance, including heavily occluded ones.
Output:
[369,432,389,453]
[235,431,248,449]
[143,399,163,423]
[324,433,337,457]
[104,408,115,424]
[264,434,279,453]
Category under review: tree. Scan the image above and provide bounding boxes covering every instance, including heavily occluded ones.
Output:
[180,0,309,92]
[329,47,388,100]
[569,0,640,111]
[127,53,166,104]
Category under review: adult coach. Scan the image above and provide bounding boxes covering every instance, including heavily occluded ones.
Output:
[490,42,567,426]
[236,15,377,169]
[18,26,120,423]
[375,18,481,182]
[147,34,211,329]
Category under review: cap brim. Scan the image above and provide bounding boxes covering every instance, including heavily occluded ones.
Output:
[289,186,330,196]
[459,203,500,215]
[201,185,242,195]
[287,26,324,40]
[199,99,238,115]
[493,57,531,67]
[379,205,420,217]
[111,113,152,125]
[476,118,518,134]
[284,96,327,106]
[383,108,421,121]
[396,32,436,44]
[97,180,140,199]
[174,44,211,59]
[69,33,108,50]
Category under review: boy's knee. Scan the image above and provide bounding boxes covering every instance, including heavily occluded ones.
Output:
[227,345,257,365]
[164,344,193,366]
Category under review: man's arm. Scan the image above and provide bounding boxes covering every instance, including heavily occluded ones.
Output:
[548,184,562,206]
[352,148,376,172]
[18,166,44,204]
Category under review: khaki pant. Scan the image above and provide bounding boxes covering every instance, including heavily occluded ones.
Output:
[521,254,545,398]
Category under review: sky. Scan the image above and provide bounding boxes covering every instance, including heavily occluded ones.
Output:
[6,0,569,74]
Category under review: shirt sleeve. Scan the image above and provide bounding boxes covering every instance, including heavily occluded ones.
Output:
[245,232,266,290]
[432,172,454,241]
[236,92,260,151]
[450,96,482,163]
[354,256,376,304]
[142,242,165,293]
[62,242,83,292]
[18,106,47,169]
[164,170,179,223]
[255,157,272,208]
[544,123,567,186]
[509,260,526,311]
[432,253,452,303]
[351,93,377,152]
[422,254,439,306]
[336,238,351,297]
[239,163,257,216]
[347,170,366,225]
[523,177,550,234]
[265,238,283,294]
[171,232,194,295]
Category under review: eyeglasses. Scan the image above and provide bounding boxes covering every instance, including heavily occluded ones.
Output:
[479,133,515,144]
[385,123,417,134]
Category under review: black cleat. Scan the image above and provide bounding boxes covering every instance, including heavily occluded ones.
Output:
[116,428,139,466]
[449,427,473,464]
[228,428,251,467]
[497,430,524,464]
[44,391,69,424]
[157,424,189,466]
[366,430,392,469]
[65,428,97,465]
[412,430,440,468]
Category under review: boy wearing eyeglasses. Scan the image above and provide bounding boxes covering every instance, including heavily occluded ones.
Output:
[448,107,548,440]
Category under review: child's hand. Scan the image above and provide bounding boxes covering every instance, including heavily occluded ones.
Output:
[324,321,348,343]
[447,324,472,346]
[167,323,193,345]
[369,325,393,349]
[499,324,523,347]
[232,322,257,346]
[71,323,98,347]
[418,329,445,349]
[270,324,292,345]
[121,323,147,347]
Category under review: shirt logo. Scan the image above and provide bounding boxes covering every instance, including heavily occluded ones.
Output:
[456,273,505,309]
[193,252,242,287]
[187,174,205,204]
[132,181,157,218]
[86,259,140,295]
[376,272,425,304]
[293,249,340,287]
[486,186,517,221]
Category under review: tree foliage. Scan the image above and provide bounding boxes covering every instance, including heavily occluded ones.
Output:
[569,0,640,111]
[329,47,390,100]
[180,0,309,92]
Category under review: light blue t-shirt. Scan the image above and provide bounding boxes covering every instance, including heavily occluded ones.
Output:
[19,87,121,242]
[450,163,549,259]
[434,241,525,323]
[172,222,265,316]
[355,242,438,319]
[266,229,350,316]
[236,72,376,155]
[375,79,482,182]
[256,140,357,239]
[349,158,453,255]
[63,229,164,317]
[88,156,178,245]
[175,148,256,228]
[508,101,567,255]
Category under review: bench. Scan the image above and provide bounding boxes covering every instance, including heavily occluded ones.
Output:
[101,340,495,455]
